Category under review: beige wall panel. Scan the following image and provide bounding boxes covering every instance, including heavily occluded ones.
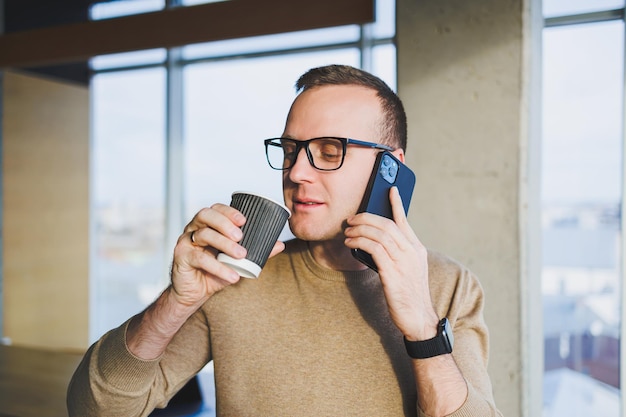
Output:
[3,71,89,350]
[397,0,524,415]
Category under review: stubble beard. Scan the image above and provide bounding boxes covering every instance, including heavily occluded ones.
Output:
[288,215,346,243]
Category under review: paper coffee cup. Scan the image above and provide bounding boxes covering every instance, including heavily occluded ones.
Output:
[217,191,290,278]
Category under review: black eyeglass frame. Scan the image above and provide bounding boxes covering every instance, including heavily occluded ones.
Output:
[264,137,394,171]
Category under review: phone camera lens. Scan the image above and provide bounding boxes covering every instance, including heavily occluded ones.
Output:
[389,163,398,178]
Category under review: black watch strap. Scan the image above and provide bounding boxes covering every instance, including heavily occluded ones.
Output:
[403,318,454,359]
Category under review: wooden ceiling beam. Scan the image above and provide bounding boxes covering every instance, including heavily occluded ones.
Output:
[0,0,374,68]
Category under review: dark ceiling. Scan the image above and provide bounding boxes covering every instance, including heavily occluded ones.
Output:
[4,0,111,84]
[4,0,92,33]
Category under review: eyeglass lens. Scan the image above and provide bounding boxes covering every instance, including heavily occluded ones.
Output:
[267,138,345,170]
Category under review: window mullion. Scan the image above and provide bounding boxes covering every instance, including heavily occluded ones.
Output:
[359,23,374,72]
[165,47,185,282]
[619,9,626,416]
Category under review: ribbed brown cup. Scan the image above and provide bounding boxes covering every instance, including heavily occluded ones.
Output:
[217,192,290,278]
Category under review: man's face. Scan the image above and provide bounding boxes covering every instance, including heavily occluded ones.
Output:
[281,84,387,242]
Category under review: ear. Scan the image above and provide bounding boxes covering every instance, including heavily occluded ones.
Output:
[392,148,405,163]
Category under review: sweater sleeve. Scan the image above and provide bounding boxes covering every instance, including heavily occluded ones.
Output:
[67,306,211,417]
[419,252,503,417]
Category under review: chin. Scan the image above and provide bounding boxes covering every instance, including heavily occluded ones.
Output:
[291,228,327,242]
[289,221,340,242]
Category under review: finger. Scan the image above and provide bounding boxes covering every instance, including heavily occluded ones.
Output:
[268,241,286,258]
[345,227,399,262]
[345,212,399,240]
[174,234,243,283]
[389,186,408,225]
[388,186,423,248]
[182,207,244,252]
[344,210,414,273]
[345,215,401,259]
[191,250,242,284]
[210,203,247,226]
[184,204,246,236]
[186,227,247,260]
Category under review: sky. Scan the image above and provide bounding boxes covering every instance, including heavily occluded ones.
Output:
[542,19,624,206]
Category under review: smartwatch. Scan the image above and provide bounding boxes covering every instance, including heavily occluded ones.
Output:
[403,318,454,359]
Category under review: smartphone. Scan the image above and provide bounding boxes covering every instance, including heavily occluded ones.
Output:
[351,151,416,271]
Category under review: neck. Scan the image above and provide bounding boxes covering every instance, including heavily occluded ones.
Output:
[307,240,369,271]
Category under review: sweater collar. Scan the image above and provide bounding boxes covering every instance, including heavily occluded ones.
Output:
[298,241,379,283]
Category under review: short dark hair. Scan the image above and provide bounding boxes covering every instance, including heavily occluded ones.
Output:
[295,64,407,151]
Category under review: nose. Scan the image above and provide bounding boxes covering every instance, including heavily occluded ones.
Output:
[286,145,315,183]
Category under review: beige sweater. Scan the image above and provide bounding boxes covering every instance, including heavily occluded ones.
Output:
[68,239,501,417]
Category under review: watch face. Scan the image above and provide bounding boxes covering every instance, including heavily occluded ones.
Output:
[441,318,454,352]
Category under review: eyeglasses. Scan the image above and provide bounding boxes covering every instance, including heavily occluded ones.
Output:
[264,137,394,171]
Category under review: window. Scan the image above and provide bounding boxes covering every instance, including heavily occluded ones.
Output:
[90,0,164,19]
[90,68,167,340]
[543,0,624,18]
[541,8,623,416]
[89,3,397,406]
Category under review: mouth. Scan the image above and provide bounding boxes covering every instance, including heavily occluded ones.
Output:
[292,198,324,210]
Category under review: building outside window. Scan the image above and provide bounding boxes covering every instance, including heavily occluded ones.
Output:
[541,1,624,415]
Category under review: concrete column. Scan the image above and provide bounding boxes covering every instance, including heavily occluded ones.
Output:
[397,1,541,415]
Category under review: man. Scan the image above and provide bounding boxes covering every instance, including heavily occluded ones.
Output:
[68,65,501,417]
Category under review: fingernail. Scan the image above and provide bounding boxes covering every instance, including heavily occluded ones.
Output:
[231,228,243,240]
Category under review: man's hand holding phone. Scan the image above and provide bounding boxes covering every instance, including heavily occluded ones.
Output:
[344,186,438,340]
